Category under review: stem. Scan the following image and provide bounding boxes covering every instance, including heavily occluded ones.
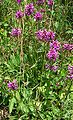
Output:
[49,6,53,30]
[20,34,23,72]
[65,80,72,100]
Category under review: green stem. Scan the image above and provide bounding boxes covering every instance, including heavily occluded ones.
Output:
[65,80,72,100]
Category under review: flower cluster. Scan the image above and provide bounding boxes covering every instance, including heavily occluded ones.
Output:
[50,40,61,51]
[25,3,34,16]
[46,38,61,61]
[8,80,18,90]
[36,29,55,41]
[11,28,21,37]
[67,65,73,79]
[16,10,24,19]
[34,12,42,21]
[63,43,73,51]
[45,64,58,72]
[47,48,59,61]
[37,0,45,5]
[48,0,54,6]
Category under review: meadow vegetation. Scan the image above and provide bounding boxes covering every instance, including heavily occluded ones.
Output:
[0,0,73,119]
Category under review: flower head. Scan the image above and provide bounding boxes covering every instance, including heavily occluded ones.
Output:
[34,12,42,21]
[8,80,18,90]
[63,43,73,51]
[48,0,54,6]
[37,0,45,5]
[11,28,21,37]
[36,29,47,41]
[25,3,34,16]
[50,40,61,51]
[47,31,55,40]
[68,65,73,74]
[51,65,58,72]
[67,65,73,80]
[45,64,58,72]
[16,10,24,19]
[36,29,55,42]
[47,48,59,61]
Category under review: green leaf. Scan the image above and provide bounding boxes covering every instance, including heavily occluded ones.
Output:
[66,30,73,34]
[55,22,59,29]
[9,97,16,113]
[18,102,29,113]
[16,91,21,101]
[4,23,8,27]
[24,54,28,63]
[3,30,7,36]
[60,69,66,77]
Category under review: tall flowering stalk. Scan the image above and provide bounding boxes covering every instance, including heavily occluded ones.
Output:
[15,1,27,79]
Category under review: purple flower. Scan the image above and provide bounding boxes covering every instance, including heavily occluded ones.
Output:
[17,0,21,4]
[50,40,61,51]
[37,0,45,5]
[68,65,73,74]
[48,0,54,6]
[36,29,47,41]
[45,64,50,69]
[34,12,42,21]
[45,64,58,72]
[70,74,73,79]
[67,65,73,80]
[8,80,18,90]
[25,3,34,16]
[63,43,73,51]
[36,29,55,42]
[67,75,73,80]
[16,10,24,19]
[39,9,45,13]
[47,31,55,40]
[51,65,58,72]
[47,48,59,61]
[11,28,21,37]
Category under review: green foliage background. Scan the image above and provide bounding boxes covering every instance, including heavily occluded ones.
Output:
[0,0,73,119]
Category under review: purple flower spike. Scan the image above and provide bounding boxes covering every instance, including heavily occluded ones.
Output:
[47,48,59,61]
[11,28,21,37]
[34,12,43,21]
[17,0,21,4]
[25,3,34,16]
[8,80,18,90]
[16,10,24,19]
